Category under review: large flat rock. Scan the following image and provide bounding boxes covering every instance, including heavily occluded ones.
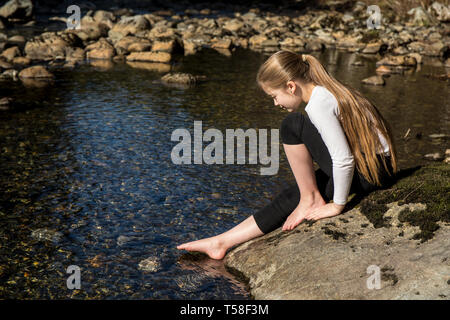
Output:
[225,203,449,299]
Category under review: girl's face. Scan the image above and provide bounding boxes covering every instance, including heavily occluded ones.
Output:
[262,82,303,112]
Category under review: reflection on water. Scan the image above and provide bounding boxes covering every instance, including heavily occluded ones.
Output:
[0,48,448,299]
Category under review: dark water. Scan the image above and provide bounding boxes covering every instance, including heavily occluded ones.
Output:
[0,47,448,299]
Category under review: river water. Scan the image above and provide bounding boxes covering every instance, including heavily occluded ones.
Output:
[0,46,448,299]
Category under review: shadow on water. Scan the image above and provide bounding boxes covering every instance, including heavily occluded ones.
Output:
[0,47,448,298]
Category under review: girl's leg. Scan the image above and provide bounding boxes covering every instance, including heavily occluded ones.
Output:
[177,215,264,260]
[177,143,332,259]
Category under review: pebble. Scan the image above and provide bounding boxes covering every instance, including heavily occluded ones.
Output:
[362,75,385,86]
[138,256,161,272]
[30,228,63,244]
[424,152,444,161]
[429,134,447,139]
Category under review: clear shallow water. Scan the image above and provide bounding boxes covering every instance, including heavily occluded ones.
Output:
[0,48,448,299]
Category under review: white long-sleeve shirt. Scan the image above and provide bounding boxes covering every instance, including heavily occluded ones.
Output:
[305,85,390,205]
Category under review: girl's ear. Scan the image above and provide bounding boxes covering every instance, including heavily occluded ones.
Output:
[286,80,296,94]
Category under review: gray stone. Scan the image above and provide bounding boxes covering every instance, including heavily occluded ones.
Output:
[224,203,450,299]
[138,256,161,272]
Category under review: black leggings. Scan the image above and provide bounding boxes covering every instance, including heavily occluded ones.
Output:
[253,112,395,234]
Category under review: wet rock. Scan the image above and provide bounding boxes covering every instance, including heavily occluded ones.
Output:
[65,47,85,63]
[429,133,447,139]
[161,72,198,85]
[445,149,450,164]
[114,36,150,55]
[279,37,305,49]
[1,45,20,61]
[407,7,435,26]
[305,40,324,52]
[211,38,232,50]
[138,256,161,272]
[30,228,63,244]
[376,55,417,67]
[336,35,365,52]
[362,75,385,86]
[407,40,446,57]
[0,96,12,110]
[126,51,171,63]
[109,15,151,39]
[93,10,117,29]
[0,0,33,22]
[362,42,386,54]
[18,65,54,79]
[127,61,171,72]
[223,18,245,33]
[248,34,268,49]
[424,152,444,161]
[24,31,83,61]
[151,39,177,53]
[7,35,25,46]
[375,65,392,75]
[146,26,177,40]
[0,68,18,81]
[69,15,109,42]
[12,56,30,65]
[86,37,115,60]
[117,235,132,246]
[431,2,450,22]
[0,57,12,69]
[128,41,152,52]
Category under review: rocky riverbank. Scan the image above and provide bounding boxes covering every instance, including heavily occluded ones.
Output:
[224,162,450,299]
[0,0,449,89]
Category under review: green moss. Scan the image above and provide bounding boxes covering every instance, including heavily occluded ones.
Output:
[359,163,450,243]
[360,30,380,43]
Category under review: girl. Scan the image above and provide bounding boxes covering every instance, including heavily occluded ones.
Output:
[177,50,398,260]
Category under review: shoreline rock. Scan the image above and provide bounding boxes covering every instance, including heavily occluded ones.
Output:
[224,163,450,299]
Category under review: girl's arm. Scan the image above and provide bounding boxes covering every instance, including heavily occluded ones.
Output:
[305,92,355,206]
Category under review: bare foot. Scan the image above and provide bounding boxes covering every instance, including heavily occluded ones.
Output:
[177,236,227,260]
[282,196,326,231]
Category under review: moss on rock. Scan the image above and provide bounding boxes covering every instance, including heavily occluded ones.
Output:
[359,163,450,242]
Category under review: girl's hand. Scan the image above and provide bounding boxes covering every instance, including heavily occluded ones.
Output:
[304,203,345,221]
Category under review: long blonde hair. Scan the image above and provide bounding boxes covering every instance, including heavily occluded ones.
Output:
[256,50,398,186]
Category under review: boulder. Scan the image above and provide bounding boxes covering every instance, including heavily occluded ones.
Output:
[224,164,450,299]
[18,65,54,78]
[24,31,83,61]
[1,45,20,61]
[161,72,198,85]
[85,38,115,60]
[431,2,450,22]
[376,55,417,67]
[151,39,176,53]
[407,40,447,57]
[126,51,171,63]
[109,15,151,39]
[362,75,385,85]
[0,0,33,21]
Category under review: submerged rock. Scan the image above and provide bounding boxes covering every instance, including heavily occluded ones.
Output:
[362,75,385,86]
[31,228,63,244]
[224,164,450,299]
[161,72,198,85]
[138,256,161,272]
